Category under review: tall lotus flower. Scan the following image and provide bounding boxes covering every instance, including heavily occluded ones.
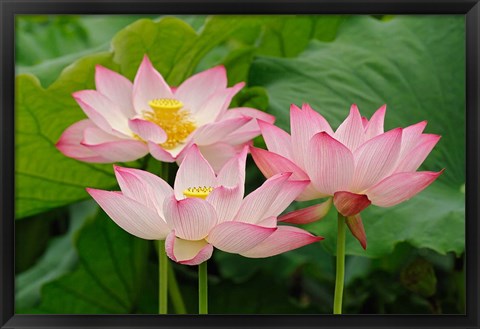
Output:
[251,103,443,249]
[57,55,274,171]
[87,144,322,265]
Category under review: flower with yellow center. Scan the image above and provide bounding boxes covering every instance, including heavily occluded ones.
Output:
[57,55,275,172]
[87,144,323,266]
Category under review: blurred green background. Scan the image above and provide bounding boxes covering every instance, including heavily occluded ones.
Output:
[15,14,465,314]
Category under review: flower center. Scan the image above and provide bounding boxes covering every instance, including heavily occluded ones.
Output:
[144,98,196,150]
[183,186,214,200]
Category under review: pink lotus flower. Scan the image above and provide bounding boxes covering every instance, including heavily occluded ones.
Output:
[87,144,322,265]
[251,104,443,248]
[57,55,274,171]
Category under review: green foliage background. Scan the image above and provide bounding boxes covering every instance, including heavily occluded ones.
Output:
[15,14,465,314]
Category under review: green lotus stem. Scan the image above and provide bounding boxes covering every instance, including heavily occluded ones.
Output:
[198,261,208,314]
[333,212,346,314]
[168,265,187,314]
[158,240,168,314]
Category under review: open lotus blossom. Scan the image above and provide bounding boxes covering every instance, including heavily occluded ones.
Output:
[57,55,274,171]
[251,103,443,249]
[87,144,322,265]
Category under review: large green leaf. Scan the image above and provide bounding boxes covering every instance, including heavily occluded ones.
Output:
[15,16,252,219]
[26,211,150,313]
[249,15,465,256]
[15,201,98,311]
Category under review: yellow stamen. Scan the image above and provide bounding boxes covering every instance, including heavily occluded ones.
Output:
[143,98,196,149]
[183,186,214,200]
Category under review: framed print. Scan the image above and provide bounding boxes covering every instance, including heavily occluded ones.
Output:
[1,0,479,328]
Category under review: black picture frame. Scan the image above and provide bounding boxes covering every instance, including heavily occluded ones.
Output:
[1,0,479,328]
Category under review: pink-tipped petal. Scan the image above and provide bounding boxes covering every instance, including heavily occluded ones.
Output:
[217,145,248,188]
[258,120,293,159]
[240,226,323,258]
[95,65,135,117]
[173,144,216,199]
[174,66,227,110]
[147,141,177,162]
[87,188,169,239]
[73,90,131,136]
[395,134,441,173]
[361,116,369,128]
[396,121,427,163]
[305,132,355,196]
[234,172,292,224]
[56,119,112,162]
[279,198,332,224]
[334,104,366,151]
[193,116,250,145]
[350,128,402,192]
[114,166,174,217]
[222,107,275,124]
[206,221,276,253]
[264,179,310,218]
[128,119,167,144]
[132,55,173,113]
[366,170,444,207]
[250,147,309,181]
[81,139,149,163]
[194,82,244,125]
[333,191,371,217]
[291,104,334,167]
[165,232,213,265]
[364,105,386,139]
[163,196,217,240]
[82,126,121,144]
[345,214,367,250]
[207,185,243,223]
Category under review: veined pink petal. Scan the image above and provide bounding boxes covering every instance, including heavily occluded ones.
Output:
[128,119,167,144]
[206,221,276,253]
[250,147,309,181]
[73,90,131,137]
[87,188,169,239]
[193,116,250,145]
[132,55,173,114]
[222,107,275,124]
[345,214,367,250]
[263,179,310,219]
[305,132,355,195]
[56,119,112,162]
[147,141,177,162]
[395,134,441,173]
[396,121,427,163]
[291,104,333,167]
[334,104,366,151]
[193,82,244,125]
[174,66,227,110]
[350,128,402,192]
[114,166,174,217]
[165,232,213,265]
[257,216,277,228]
[240,226,323,258]
[258,120,293,160]
[216,145,248,188]
[234,172,292,224]
[279,198,332,224]
[163,195,217,240]
[95,65,135,117]
[207,185,243,224]
[81,139,149,163]
[173,144,216,199]
[366,170,444,207]
[361,116,368,128]
[333,191,371,217]
[197,142,239,174]
[82,126,121,144]
[364,105,386,139]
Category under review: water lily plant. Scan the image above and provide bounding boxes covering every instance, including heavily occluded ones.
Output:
[87,144,322,313]
[57,55,273,171]
[251,103,443,314]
